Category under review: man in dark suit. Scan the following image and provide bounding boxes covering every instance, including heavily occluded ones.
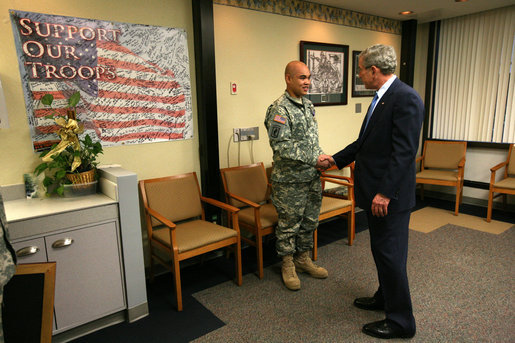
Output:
[318,44,424,339]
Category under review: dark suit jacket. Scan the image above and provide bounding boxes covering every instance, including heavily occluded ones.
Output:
[332,77,424,213]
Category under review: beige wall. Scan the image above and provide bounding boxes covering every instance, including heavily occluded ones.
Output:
[214,5,402,169]
[0,0,199,186]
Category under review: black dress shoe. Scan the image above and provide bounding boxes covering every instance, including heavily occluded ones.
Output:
[362,319,415,339]
[353,297,384,311]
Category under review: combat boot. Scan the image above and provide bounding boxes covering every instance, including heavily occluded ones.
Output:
[282,255,300,290]
[293,251,328,278]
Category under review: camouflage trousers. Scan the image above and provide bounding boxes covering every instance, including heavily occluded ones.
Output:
[271,178,322,257]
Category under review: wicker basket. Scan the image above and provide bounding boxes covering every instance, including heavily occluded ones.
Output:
[66,168,96,184]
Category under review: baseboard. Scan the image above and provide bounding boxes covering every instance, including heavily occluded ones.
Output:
[418,189,515,212]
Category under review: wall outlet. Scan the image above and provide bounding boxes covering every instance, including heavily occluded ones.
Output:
[239,126,259,141]
[233,127,259,142]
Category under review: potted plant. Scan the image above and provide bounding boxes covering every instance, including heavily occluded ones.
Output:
[34,91,103,196]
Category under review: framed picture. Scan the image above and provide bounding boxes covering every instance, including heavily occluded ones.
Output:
[300,41,349,106]
[352,50,375,97]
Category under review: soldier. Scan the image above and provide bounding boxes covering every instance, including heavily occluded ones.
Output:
[0,193,16,342]
[264,60,330,291]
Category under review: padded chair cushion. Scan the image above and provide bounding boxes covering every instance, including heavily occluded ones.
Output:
[238,203,278,228]
[152,220,237,253]
[320,196,352,214]
[508,145,515,175]
[424,142,466,169]
[224,166,269,207]
[323,186,349,197]
[144,175,202,226]
[416,169,458,182]
[494,177,515,190]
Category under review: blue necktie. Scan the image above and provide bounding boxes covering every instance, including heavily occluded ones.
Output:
[363,93,378,133]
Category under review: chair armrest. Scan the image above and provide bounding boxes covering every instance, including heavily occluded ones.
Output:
[489,161,508,184]
[457,157,466,178]
[146,207,176,229]
[321,173,353,183]
[321,177,353,188]
[201,196,240,213]
[225,192,260,208]
[321,177,354,200]
[415,155,424,171]
[490,161,507,172]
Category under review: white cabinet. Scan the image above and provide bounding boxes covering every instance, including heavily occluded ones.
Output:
[12,220,126,334]
[4,168,148,342]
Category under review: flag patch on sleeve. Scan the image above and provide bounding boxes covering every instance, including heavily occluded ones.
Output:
[273,114,286,124]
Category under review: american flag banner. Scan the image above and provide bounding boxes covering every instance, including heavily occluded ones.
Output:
[10,10,193,151]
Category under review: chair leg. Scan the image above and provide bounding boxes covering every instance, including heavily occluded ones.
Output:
[312,229,318,261]
[172,259,182,311]
[487,188,494,222]
[256,234,264,279]
[348,210,355,246]
[454,185,461,216]
[235,240,242,286]
[420,184,424,200]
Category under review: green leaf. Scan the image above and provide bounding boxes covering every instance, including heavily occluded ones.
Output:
[68,91,81,108]
[55,170,67,179]
[43,177,53,187]
[56,185,64,196]
[41,94,54,106]
[34,163,48,175]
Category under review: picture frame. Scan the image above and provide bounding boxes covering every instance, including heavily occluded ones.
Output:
[352,50,375,97]
[300,41,349,106]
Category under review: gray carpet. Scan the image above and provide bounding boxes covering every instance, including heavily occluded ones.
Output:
[192,224,515,342]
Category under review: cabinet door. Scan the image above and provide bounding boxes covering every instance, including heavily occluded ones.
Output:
[12,237,47,264]
[46,221,126,333]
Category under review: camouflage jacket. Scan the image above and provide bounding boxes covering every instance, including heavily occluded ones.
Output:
[265,91,323,183]
[0,193,16,289]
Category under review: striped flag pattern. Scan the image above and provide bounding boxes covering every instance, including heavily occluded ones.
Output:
[11,11,192,151]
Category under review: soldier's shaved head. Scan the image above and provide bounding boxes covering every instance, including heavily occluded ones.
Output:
[284,61,311,98]
[285,61,308,76]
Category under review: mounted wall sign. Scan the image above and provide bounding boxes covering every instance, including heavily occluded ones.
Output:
[10,10,193,151]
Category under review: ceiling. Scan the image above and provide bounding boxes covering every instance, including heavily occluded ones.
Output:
[309,0,514,23]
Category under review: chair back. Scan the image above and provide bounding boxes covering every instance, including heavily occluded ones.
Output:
[221,163,269,208]
[507,144,515,176]
[141,173,203,227]
[423,140,467,169]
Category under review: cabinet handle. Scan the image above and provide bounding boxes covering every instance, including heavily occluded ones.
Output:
[52,237,74,249]
[16,246,39,257]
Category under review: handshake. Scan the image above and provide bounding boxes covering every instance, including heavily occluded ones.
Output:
[316,154,335,171]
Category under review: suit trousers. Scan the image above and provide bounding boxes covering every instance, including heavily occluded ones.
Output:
[366,208,416,333]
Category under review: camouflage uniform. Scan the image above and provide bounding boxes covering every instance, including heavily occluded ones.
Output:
[264,91,323,257]
[0,193,16,342]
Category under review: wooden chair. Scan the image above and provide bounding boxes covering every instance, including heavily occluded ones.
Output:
[318,163,356,256]
[487,144,515,222]
[139,172,242,311]
[416,140,467,215]
[3,262,56,343]
[220,163,278,279]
